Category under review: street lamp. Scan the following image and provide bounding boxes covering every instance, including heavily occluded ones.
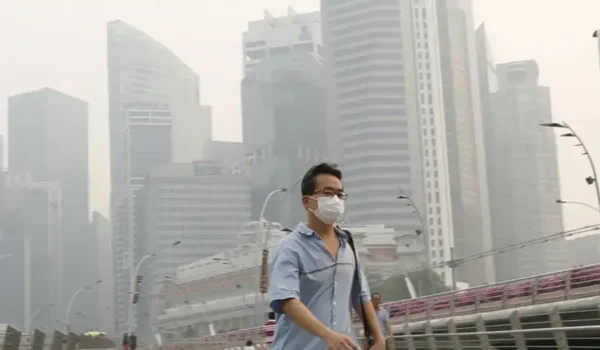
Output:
[556,199,600,213]
[396,195,426,236]
[27,303,55,332]
[127,240,181,333]
[65,280,102,333]
[396,188,459,291]
[255,188,287,325]
[541,121,600,212]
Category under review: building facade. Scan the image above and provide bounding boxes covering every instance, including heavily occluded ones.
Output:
[203,140,246,169]
[242,7,322,75]
[242,8,329,228]
[0,134,4,171]
[568,234,600,267]
[0,171,62,331]
[107,20,212,333]
[141,161,251,334]
[8,87,88,316]
[484,60,568,281]
[435,0,494,285]
[321,0,455,284]
[92,212,115,334]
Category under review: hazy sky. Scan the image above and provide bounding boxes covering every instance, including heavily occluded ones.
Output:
[0,0,599,232]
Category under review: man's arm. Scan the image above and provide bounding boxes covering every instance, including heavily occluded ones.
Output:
[280,299,335,339]
[269,244,333,339]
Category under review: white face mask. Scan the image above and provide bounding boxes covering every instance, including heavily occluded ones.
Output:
[309,195,345,225]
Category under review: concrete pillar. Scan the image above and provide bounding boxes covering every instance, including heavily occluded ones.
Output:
[475,315,492,350]
[66,332,78,350]
[508,310,527,350]
[424,321,437,350]
[50,330,65,350]
[31,329,45,350]
[445,319,461,350]
[549,306,569,350]
[1,325,21,350]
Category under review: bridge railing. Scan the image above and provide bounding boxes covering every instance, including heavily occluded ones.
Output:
[381,263,600,324]
[186,263,600,347]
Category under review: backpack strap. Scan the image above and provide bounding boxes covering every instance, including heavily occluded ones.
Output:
[341,228,371,341]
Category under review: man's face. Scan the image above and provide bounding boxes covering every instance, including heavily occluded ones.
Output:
[302,174,345,211]
[372,293,382,308]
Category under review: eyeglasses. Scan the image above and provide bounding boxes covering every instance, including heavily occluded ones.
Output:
[313,190,348,200]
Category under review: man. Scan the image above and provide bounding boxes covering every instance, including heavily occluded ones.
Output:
[269,163,386,350]
[264,311,276,348]
[370,293,394,350]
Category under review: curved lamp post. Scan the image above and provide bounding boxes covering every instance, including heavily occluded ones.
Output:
[127,240,181,333]
[556,199,600,213]
[255,188,287,325]
[396,188,442,293]
[65,280,102,333]
[541,122,600,212]
[27,303,55,332]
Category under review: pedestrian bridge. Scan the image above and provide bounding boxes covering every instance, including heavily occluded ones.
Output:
[172,263,600,349]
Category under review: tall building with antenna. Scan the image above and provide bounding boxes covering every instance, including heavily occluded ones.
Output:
[241,7,329,227]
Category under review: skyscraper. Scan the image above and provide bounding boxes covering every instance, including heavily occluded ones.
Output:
[484,60,568,280]
[0,134,4,171]
[8,87,88,314]
[92,212,114,335]
[107,20,211,333]
[436,0,495,285]
[321,0,454,282]
[0,171,62,330]
[242,8,329,227]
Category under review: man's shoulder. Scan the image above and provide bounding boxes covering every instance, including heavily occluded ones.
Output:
[276,228,305,249]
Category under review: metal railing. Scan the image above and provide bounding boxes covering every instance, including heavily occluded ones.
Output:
[183,263,600,347]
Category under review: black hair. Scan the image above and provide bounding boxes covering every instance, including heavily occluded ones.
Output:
[268,311,275,320]
[245,340,254,346]
[371,292,381,298]
[300,163,342,196]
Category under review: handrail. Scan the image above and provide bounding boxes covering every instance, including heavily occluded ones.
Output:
[186,262,600,344]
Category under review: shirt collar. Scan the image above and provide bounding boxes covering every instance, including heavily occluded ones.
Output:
[295,223,348,239]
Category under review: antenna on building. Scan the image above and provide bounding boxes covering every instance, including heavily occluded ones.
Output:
[264,10,273,20]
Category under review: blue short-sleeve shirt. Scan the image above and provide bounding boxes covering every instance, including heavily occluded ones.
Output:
[269,223,371,349]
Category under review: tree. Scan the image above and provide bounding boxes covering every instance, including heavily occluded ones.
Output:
[372,269,449,301]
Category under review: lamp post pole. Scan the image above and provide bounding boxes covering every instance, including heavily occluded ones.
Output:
[126,240,180,334]
[556,199,600,213]
[65,280,101,334]
[254,188,287,325]
[541,121,600,212]
[27,303,55,333]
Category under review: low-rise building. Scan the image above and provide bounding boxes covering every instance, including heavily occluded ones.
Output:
[155,223,425,340]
